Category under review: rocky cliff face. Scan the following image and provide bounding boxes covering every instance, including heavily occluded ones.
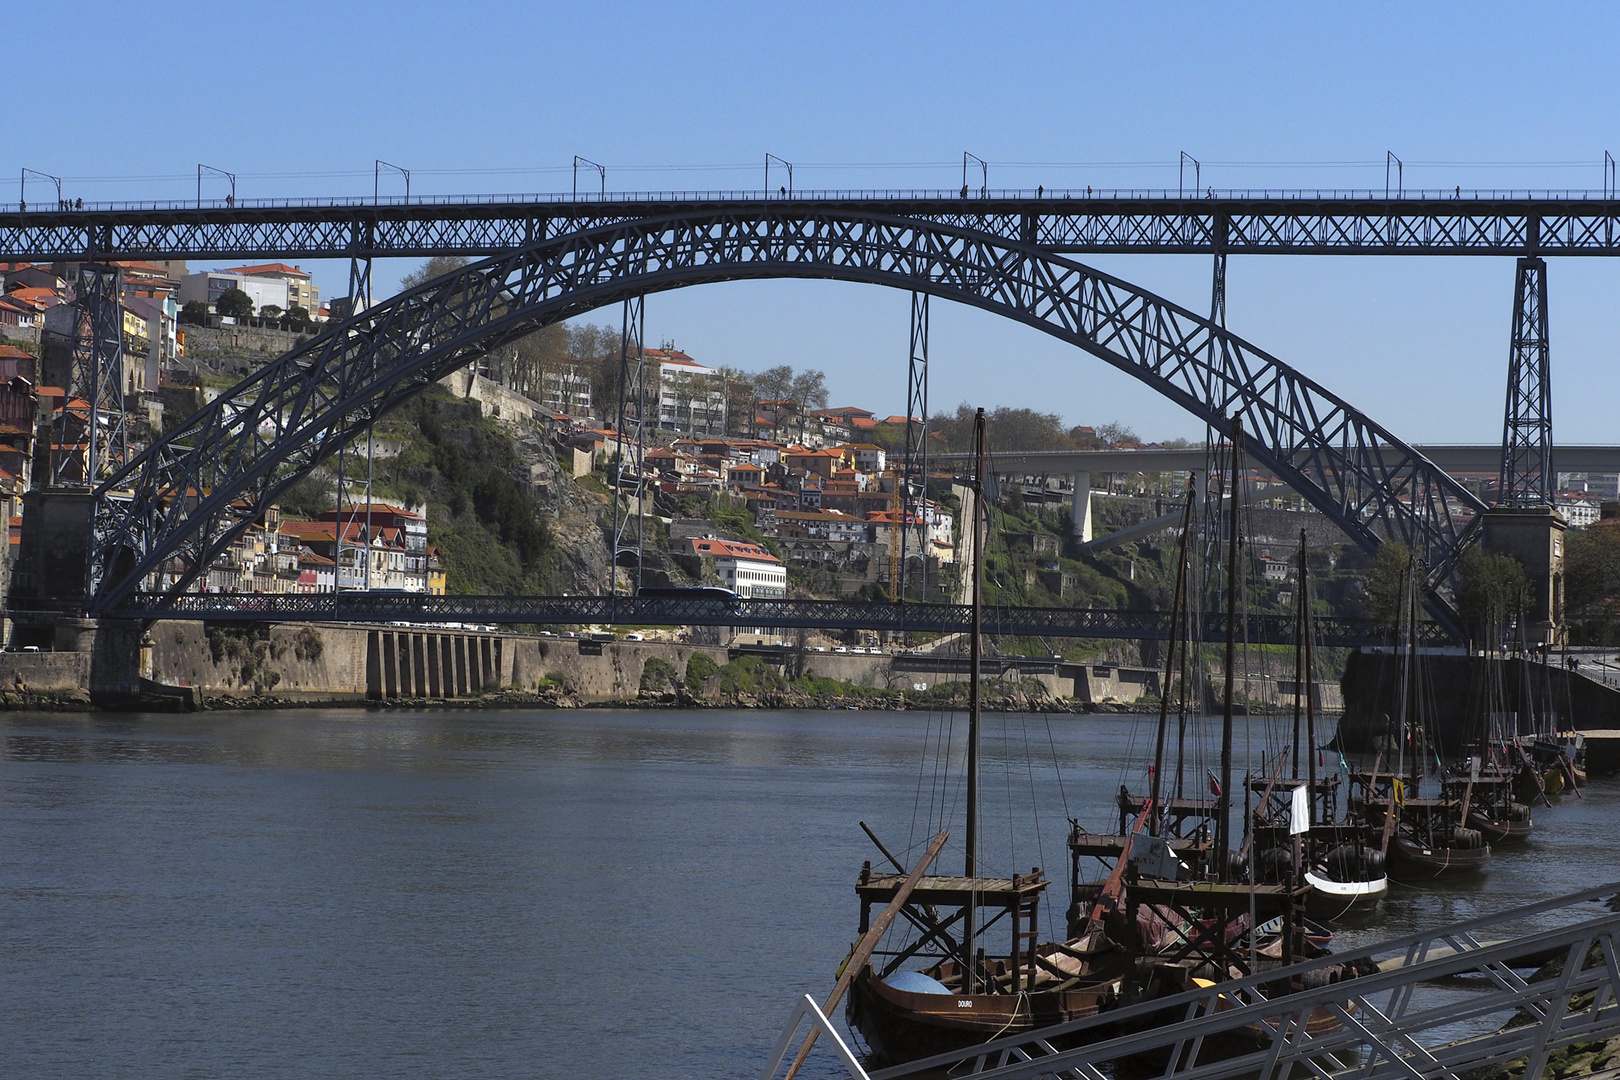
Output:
[514,428,611,595]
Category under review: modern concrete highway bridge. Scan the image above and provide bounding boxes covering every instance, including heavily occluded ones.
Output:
[940,445,1620,545]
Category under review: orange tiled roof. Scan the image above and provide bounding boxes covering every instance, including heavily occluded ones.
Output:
[688,537,780,562]
[219,262,311,279]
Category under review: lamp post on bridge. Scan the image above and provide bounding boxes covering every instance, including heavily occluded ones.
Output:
[1179,152,1200,198]
[375,160,410,205]
[765,153,793,197]
[962,152,988,197]
[20,168,62,211]
[197,164,236,208]
[573,156,605,198]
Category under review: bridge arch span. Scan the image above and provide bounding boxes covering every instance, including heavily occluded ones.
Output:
[89,208,1483,615]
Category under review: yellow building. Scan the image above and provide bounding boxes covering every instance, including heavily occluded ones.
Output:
[427,547,446,595]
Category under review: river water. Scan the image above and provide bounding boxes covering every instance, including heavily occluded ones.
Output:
[1,707,1615,1079]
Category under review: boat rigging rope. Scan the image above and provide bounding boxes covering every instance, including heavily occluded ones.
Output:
[1020,712,1056,941]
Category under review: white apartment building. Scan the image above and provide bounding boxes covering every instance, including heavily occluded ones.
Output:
[686,537,788,599]
[541,363,594,417]
[180,270,290,314]
[648,347,726,436]
[218,263,321,315]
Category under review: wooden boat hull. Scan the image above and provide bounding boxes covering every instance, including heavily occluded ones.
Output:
[1466,810,1532,845]
[846,964,1121,1067]
[1303,870,1388,921]
[1386,836,1490,881]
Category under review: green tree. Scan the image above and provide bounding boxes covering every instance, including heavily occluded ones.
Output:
[684,652,719,692]
[400,255,471,291]
[640,656,679,692]
[179,300,210,325]
[935,404,1076,453]
[789,369,828,441]
[1364,541,1421,629]
[1456,545,1528,644]
[258,304,284,323]
[714,366,756,436]
[216,287,253,320]
[1567,521,1620,643]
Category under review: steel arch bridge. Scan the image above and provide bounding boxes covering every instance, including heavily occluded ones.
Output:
[87,206,1485,618]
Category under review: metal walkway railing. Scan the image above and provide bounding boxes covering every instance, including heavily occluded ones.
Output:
[766,882,1620,1080]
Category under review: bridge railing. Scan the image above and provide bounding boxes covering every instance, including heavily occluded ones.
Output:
[836,880,1620,1080]
[6,187,1619,215]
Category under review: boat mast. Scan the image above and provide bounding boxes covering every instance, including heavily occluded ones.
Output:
[966,407,985,877]
[1292,538,1305,782]
[1217,416,1243,881]
[1150,478,1196,834]
[962,407,986,997]
[1302,529,1318,809]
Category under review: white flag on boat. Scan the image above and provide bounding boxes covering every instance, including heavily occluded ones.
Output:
[1290,784,1311,835]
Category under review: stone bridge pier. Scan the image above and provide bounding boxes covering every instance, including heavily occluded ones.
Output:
[366,628,506,699]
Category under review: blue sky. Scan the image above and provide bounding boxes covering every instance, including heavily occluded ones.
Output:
[12,2,1620,443]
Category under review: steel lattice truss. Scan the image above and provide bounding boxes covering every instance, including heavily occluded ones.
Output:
[101,592,1446,646]
[87,208,1485,616]
[7,195,1620,263]
[861,882,1620,1080]
[1501,256,1553,505]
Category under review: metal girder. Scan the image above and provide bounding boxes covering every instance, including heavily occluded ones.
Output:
[1500,256,1553,506]
[607,296,647,594]
[56,264,127,487]
[5,195,1620,262]
[900,290,929,601]
[98,593,1441,646]
[84,208,1485,618]
[863,881,1620,1080]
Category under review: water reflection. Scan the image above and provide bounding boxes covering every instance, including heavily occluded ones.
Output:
[0,707,1614,1079]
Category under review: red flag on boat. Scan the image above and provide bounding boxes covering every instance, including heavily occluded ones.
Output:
[1206,771,1222,797]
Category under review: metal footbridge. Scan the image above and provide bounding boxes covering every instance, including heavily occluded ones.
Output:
[764,881,1620,1080]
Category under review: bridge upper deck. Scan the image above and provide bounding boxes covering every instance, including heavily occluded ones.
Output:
[5,188,1620,260]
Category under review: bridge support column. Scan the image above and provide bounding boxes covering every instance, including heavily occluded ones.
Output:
[900,290,929,601]
[366,631,382,699]
[454,636,469,696]
[607,296,647,595]
[1481,507,1566,648]
[442,636,456,697]
[381,631,398,697]
[1070,472,1092,542]
[1500,256,1553,506]
[426,635,441,697]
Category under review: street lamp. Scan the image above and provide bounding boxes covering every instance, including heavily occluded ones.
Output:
[766,153,793,197]
[962,152,988,197]
[375,160,410,204]
[573,156,605,198]
[198,164,236,208]
[20,168,62,211]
